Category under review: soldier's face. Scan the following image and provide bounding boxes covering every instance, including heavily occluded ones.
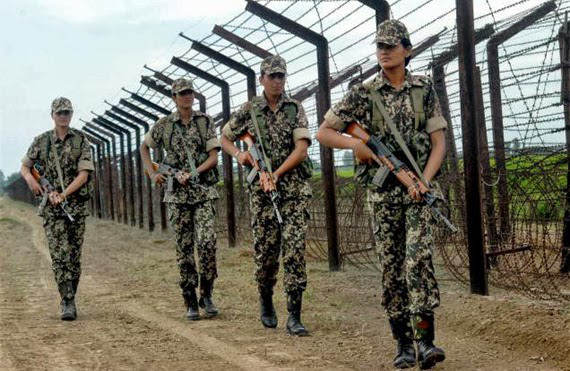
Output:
[52,110,73,128]
[173,90,194,110]
[260,72,286,97]
[376,43,411,70]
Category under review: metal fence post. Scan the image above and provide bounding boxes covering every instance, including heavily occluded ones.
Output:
[92,117,130,225]
[456,0,488,295]
[559,18,570,273]
[83,126,116,221]
[487,0,557,240]
[93,113,136,226]
[111,101,156,231]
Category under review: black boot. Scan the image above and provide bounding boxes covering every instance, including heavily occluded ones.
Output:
[286,291,308,336]
[58,281,77,321]
[259,287,277,328]
[71,277,79,296]
[413,313,446,370]
[183,288,200,321]
[198,278,219,317]
[389,317,416,369]
[63,298,77,321]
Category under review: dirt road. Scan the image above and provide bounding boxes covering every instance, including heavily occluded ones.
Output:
[0,198,568,370]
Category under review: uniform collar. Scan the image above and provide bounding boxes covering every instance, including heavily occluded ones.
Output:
[258,91,290,112]
[372,69,416,91]
[51,127,74,142]
[172,109,203,125]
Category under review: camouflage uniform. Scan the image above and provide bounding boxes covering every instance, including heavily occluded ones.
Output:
[222,56,312,295]
[22,97,94,300]
[324,32,447,323]
[323,19,447,366]
[144,78,220,295]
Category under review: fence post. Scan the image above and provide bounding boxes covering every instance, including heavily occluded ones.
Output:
[559,18,570,273]
[456,0,488,295]
[487,0,557,240]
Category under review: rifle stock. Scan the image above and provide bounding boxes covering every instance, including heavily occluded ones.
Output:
[144,162,160,177]
[346,122,457,233]
[239,132,283,224]
[145,161,205,191]
[31,163,74,222]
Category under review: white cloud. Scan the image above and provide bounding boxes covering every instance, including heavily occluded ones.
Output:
[33,0,245,24]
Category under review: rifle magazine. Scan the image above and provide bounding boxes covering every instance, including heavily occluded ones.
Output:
[246,168,258,184]
[372,166,390,188]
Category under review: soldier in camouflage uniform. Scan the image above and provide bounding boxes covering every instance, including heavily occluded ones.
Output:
[316,20,447,369]
[21,97,94,321]
[220,55,312,336]
[140,78,221,321]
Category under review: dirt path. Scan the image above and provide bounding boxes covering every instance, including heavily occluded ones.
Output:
[0,198,568,370]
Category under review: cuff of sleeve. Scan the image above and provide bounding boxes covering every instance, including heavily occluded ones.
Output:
[144,132,158,148]
[78,160,95,172]
[21,156,33,168]
[205,138,221,152]
[222,124,237,141]
[293,128,312,146]
[324,109,347,132]
[426,116,447,134]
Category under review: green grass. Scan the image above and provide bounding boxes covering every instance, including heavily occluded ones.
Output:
[0,217,24,226]
[221,153,567,221]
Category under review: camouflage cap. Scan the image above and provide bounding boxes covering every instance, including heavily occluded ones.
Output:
[51,97,73,113]
[373,19,411,46]
[260,55,287,75]
[171,78,194,94]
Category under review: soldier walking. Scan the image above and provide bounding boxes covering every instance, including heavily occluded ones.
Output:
[21,97,94,321]
[316,20,447,369]
[140,78,221,320]
[220,55,313,336]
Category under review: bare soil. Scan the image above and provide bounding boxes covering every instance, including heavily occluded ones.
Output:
[0,197,568,370]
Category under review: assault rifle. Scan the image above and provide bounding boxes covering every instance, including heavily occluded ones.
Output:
[31,163,75,222]
[346,122,457,233]
[239,132,283,224]
[146,162,206,192]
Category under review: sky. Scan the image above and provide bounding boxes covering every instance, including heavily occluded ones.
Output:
[0,0,559,177]
[0,0,244,176]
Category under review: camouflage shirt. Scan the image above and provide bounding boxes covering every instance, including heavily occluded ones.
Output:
[222,93,312,200]
[22,127,94,217]
[144,110,220,204]
[325,70,447,195]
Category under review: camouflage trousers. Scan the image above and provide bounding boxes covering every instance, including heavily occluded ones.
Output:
[43,215,86,285]
[167,200,218,292]
[369,185,440,320]
[250,193,309,294]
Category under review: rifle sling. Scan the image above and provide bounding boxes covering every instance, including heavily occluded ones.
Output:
[49,133,67,193]
[174,123,198,176]
[368,89,428,186]
[249,106,274,174]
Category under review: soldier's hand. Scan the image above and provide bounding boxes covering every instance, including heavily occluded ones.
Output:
[259,172,276,193]
[26,175,44,195]
[48,192,64,206]
[175,171,191,186]
[151,172,166,185]
[352,141,381,165]
[407,184,424,202]
[272,172,280,185]
[237,151,255,167]
[30,181,44,196]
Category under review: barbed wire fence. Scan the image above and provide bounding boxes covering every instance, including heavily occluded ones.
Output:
[7,0,569,302]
